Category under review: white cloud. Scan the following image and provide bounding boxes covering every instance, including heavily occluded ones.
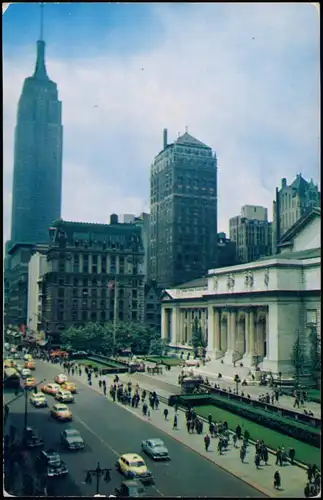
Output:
[3,3,320,243]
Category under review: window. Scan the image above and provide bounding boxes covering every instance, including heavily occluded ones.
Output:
[82,300,87,309]
[72,311,78,321]
[58,288,64,298]
[72,288,78,298]
[82,310,87,321]
[91,300,97,309]
[82,288,88,297]
[72,300,78,310]
[101,311,106,321]
[91,312,97,321]
[132,311,137,320]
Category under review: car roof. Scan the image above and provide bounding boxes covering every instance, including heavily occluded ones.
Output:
[64,428,79,434]
[44,449,59,456]
[54,403,68,409]
[147,438,164,444]
[121,454,144,461]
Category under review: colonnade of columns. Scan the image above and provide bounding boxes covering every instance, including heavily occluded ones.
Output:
[161,305,268,368]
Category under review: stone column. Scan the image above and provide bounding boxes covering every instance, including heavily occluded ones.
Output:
[223,309,236,365]
[161,307,168,341]
[214,309,223,359]
[242,311,250,364]
[220,313,227,352]
[97,255,102,274]
[207,306,215,355]
[171,307,179,346]
[264,309,270,360]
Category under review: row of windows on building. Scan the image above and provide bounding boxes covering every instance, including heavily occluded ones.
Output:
[53,309,140,323]
[50,275,144,288]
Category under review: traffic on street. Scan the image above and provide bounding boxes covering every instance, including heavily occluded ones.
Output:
[4,351,262,497]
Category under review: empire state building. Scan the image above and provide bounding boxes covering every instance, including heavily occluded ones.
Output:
[10,30,63,244]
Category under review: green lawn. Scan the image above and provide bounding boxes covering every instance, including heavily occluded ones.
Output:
[144,356,183,366]
[307,389,321,404]
[76,358,109,370]
[195,405,321,467]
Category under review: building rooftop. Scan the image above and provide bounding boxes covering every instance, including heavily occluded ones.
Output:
[176,276,208,289]
[175,132,210,149]
[260,247,321,262]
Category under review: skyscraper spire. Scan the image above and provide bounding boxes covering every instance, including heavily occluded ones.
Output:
[33,3,49,80]
[40,2,44,41]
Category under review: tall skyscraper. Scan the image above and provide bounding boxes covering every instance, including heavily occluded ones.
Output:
[229,205,272,263]
[272,175,320,254]
[10,9,63,244]
[149,129,218,288]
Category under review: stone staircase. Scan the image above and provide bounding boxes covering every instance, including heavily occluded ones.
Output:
[193,359,253,384]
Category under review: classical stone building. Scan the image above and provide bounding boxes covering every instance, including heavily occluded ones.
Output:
[38,216,145,345]
[149,129,218,288]
[272,175,320,254]
[229,205,272,264]
[161,208,321,376]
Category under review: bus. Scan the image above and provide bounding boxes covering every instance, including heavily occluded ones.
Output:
[4,367,21,389]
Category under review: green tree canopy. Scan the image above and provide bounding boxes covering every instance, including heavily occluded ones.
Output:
[61,321,160,355]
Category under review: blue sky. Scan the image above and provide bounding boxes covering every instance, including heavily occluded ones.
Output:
[3,2,320,242]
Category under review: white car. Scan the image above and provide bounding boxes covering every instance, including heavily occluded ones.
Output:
[21,368,32,378]
[55,389,74,403]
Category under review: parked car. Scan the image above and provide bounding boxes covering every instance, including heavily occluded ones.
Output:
[35,449,68,477]
[141,438,170,460]
[61,429,84,450]
[115,480,145,497]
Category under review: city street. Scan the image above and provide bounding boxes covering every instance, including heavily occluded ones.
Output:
[4,361,262,497]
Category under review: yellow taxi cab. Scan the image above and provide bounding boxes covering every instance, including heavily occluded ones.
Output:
[41,383,61,395]
[55,373,68,385]
[62,381,77,393]
[25,360,36,370]
[4,359,15,369]
[25,377,37,389]
[30,392,48,407]
[50,403,72,421]
[116,454,153,484]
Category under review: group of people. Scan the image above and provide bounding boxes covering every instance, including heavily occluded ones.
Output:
[304,464,321,498]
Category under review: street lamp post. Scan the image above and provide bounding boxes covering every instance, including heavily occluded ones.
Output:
[84,462,112,495]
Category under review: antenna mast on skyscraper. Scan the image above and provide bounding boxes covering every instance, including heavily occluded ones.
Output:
[40,2,44,41]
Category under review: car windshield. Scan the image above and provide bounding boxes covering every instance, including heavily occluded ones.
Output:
[129,486,145,495]
[130,461,145,468]
[56,405,67,411]
[151,441,163,447]
[48,456,61,466]
[34,394,44,398]
[65,430,79,437]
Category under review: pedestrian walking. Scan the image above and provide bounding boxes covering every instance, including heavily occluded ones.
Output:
[233,434,238,448]
[99,380,102,389]
[304,482,311,498]
[263,446,269,465]
[147,409,151,420]
[276,448,283,466]
[163,408,169,420]
[204,434,211,452]
[307,465,314,483]
[217,439,223,455]
[240,446,246,463]
[289,447,295,465]
[236,424,242,439]
[142,403,148,416]
[255,452,261,469]
[173,415,178,430]
[293,397,300,408]
[243,429,250,445]
[274,470,281,490]
[186,420,191,433]
[208,413,212,425]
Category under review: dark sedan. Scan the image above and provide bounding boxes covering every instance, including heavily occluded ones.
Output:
[61,428,84,450]
[115,480,146,497]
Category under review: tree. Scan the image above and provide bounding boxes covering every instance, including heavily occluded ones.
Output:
[192,317,207,357]
[290,330,306,387]
[308,325,321,388]
[149,338,169,357]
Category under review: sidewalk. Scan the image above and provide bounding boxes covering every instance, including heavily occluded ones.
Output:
[136,362,321,418]
[46,360,310,498]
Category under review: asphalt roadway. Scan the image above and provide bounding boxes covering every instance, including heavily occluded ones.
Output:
[4,360,263,497]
